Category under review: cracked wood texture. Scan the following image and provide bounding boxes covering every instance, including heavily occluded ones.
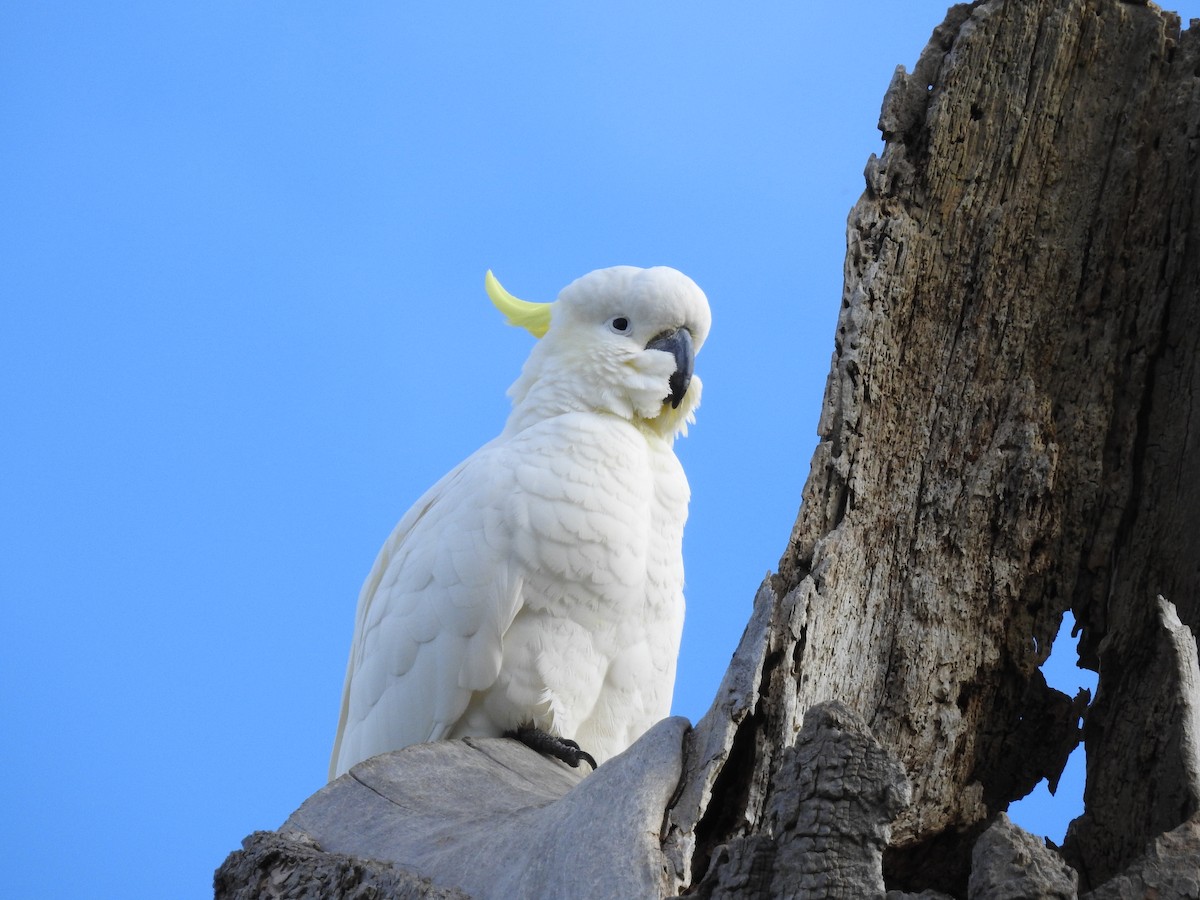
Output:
[666,0,1200,895]
[684,702,910,900]
[746,0,1198,893]
[274,719,685,899]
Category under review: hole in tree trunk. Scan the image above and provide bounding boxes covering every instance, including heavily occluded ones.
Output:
[1008,611,1096,843]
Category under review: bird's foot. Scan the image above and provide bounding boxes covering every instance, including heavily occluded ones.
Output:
[506,725,598,770]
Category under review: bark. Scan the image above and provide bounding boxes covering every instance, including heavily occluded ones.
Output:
[266,720,685,899]
[213,830,469,900]
[683,702,910,900]
[217,1,1200,896]
[1063,594,1200,885]
[678,0,1200,891]
[966,814,1078,899]
[762,0,1199,890]
[1080,814,1200,900]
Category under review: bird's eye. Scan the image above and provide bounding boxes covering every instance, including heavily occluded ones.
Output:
[608,316,632,335]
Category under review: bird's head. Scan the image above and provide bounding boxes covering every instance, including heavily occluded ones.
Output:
[489,266,711,441]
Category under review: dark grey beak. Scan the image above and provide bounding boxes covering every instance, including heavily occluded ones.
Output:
[646,327,694,409]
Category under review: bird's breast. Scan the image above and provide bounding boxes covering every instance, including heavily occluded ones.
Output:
[486,412,689,753]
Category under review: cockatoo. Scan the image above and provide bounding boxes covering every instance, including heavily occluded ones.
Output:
[329,265,710,779]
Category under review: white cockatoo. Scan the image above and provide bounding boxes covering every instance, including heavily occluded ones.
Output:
[329,265,710,779]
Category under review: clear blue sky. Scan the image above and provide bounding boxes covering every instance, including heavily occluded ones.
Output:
[4,3,1196,897]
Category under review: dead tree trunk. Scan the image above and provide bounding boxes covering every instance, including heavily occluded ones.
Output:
[217,2,1200,897]
[681,0,1200,893]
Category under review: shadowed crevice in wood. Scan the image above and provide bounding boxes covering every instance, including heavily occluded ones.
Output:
[686,702,909,900]
[688,695,763,886]
[883,820,990,899]
[661,577,785,892]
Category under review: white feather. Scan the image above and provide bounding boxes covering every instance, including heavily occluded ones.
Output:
[329,265,710,779]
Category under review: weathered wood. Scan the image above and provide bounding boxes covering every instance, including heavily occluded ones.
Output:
[267,718,686,899]
[1065,596,1200,888]
[682,701,910,900]
[756,0,1198,890]
[662,0,1200,893]
[1080,814,1200,900]
[662,578,783,890]
[214,830,468,900]
[967,814,1078,900]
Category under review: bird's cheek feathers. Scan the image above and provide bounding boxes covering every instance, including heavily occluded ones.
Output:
[626,351,681,419]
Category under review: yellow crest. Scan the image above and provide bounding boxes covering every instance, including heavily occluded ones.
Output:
[485,270,552,338]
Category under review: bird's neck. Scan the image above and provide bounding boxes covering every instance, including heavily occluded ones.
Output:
[503,381,684,446]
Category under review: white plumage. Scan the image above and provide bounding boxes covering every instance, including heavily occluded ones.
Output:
[329,265,710,779]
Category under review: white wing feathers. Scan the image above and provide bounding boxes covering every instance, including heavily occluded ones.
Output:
[330,441,523,778]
